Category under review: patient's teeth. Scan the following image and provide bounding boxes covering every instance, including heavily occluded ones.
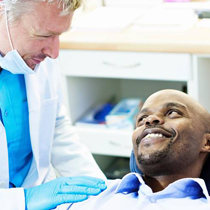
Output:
[143,133,164,139]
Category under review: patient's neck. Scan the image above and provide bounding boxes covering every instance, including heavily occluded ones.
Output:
[143,166,202,193]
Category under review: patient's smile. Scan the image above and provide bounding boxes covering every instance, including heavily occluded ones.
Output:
[143,133,164,139]
[138,127,174,144]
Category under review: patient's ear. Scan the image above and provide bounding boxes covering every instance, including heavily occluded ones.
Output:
[201,133,210,153]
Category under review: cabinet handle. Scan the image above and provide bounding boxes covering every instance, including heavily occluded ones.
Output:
[102,61,141,68]
[109,140,121,147]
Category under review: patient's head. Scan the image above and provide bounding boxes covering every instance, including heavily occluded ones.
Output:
[132,89,210,177]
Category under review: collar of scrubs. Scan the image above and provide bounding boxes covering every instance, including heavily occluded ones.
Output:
[115,173,210,202]
[0,69,33,187]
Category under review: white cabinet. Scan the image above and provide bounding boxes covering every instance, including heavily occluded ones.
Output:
[59,50,210,158]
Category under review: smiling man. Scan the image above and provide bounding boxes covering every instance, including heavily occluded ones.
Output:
[133,89,210,192]
[63,89,210,210]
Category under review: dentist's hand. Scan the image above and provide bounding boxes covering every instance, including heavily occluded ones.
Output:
[24,176,107,210]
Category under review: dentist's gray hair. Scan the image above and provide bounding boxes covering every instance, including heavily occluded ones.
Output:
[0,0,82,23]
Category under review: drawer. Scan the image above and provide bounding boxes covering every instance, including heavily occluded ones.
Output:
[75,127,133,157]
[59,50,191,81]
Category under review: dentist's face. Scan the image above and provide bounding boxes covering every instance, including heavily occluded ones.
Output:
[132,90,209,176]
[3,1,73,69]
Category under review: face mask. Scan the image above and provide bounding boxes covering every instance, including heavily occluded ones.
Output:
[0,9,36,75]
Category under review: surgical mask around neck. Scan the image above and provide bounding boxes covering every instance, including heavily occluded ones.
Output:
[0,50,38,74]
[0,9,36,74]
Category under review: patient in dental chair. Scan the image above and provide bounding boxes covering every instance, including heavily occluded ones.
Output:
[59,89,210,210]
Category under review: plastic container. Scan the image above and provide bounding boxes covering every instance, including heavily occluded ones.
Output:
[105,98,143,130]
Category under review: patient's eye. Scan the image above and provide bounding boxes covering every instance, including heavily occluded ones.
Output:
[167,109,183,118]
[137,115,148,126]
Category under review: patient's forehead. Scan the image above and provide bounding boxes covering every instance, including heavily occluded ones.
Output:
[143,90,192,109]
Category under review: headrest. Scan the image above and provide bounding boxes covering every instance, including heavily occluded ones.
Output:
[129,150,210,194]
[129,150,142,175]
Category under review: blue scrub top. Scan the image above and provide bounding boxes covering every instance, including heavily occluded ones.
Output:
[0,69,32,188]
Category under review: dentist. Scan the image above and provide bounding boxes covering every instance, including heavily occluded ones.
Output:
[0,1,106,210]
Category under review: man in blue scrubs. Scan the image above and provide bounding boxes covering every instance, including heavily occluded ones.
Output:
[67,89,210,210]
[0,1,106,210]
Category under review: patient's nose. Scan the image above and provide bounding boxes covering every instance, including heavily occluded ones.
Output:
[145,115,164,126]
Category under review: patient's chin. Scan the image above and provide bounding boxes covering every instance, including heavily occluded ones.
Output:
[137,144,177,176]
[137,135,174,165]
[137,149,168,166]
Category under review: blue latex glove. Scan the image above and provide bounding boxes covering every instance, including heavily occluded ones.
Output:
[24,176,107,210]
